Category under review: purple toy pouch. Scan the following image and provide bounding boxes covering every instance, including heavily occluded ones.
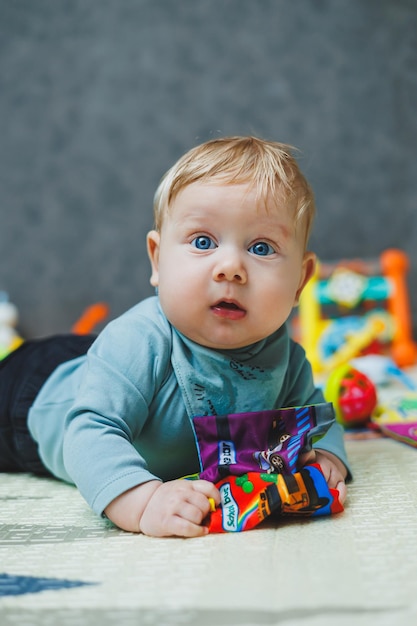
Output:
[192,403,336,483]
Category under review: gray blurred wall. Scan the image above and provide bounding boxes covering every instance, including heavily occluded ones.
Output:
[1,0,416,338]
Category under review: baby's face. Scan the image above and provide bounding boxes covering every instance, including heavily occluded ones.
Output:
[147,182,315,350]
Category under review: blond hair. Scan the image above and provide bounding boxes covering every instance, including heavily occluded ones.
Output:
[153,136,315,245]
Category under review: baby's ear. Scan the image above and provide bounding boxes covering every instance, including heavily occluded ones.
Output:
[295,252,316,304]
[147,230,160,287]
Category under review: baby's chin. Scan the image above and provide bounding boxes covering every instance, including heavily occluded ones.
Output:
[163,309,277,350]
[183,330,270,351]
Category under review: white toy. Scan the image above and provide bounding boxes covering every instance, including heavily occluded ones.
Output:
[0,291,23,360]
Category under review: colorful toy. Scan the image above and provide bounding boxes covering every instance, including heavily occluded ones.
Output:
[296,249,417,374]
[359,355,417,447]
[192,403,336,483]
[188,402,344,533]
[318,314,390,374]
[371,393,417,448]
[324,364,378,427]
[207,466,343,533]
[0,291,23,360]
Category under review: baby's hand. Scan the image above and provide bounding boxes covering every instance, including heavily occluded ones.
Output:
[139,479,220,538]
[297,448,347,504]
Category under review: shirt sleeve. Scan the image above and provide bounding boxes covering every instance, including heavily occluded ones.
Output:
[62,308,171,516]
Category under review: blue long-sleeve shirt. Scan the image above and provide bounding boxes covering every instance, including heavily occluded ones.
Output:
[28,297,349,516]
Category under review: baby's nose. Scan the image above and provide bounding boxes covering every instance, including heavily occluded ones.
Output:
[212,252,247,283]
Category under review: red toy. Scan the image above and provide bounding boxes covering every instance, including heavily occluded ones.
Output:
[207,466,343,533]
[325,364,378,427]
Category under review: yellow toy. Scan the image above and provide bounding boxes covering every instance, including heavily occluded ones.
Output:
[296,249,417,374]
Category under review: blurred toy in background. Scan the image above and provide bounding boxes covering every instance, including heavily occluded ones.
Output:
[350,354,417,390]
[71,302,109,335]
[0,291,23,360]
[324,353,417,449]
[324,363,378,428]
[294,248,417,375]
[355,354,417,448]
[0,297,109,361]
[371,393,417,448]
[317,312,392,374]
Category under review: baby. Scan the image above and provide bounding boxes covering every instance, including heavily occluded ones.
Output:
[0,136,349,537]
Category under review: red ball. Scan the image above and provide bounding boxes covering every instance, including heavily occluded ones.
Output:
[338,368,377,425]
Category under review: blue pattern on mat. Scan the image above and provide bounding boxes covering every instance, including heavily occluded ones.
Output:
[0,573,95,596]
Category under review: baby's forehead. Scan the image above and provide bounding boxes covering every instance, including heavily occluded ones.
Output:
[169,181,304,233]
[172,177,294,206]
[162,173,308,229]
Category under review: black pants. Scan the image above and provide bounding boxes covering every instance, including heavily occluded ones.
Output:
[0,334,95,474]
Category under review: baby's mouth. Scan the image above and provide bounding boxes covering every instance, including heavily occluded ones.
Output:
[211,300,246,319]
[213,299,244,310]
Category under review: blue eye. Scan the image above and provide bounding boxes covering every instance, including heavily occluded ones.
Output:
[192,236,216,250]
[249,241,275,256]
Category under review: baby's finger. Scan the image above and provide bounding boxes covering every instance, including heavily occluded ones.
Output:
[323,464,347,502]
[189,488,219,516]
[335,479,347,504]
[179,499,211,525]
[171,516,209,538]
[190,479,221,506]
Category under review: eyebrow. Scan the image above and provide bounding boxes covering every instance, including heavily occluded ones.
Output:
[253,215,295,241]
